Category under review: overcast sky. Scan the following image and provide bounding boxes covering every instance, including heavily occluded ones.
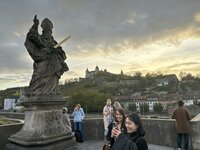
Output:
[1,0,200,90]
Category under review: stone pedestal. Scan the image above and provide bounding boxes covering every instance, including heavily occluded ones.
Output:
[7,95,77,150]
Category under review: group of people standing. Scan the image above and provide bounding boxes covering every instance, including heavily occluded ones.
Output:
[62,104,85,143]
[103,99,148,150]
[103,99,192,150]
[63,99,191,150]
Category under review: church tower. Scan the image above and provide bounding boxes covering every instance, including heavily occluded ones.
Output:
[85,68,89,78]
[95,66,99,74]
[121,70,124,75]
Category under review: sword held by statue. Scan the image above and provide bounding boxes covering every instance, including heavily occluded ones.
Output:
[54,36,71,48]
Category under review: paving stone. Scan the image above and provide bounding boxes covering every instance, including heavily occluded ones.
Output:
[77,140,175,150]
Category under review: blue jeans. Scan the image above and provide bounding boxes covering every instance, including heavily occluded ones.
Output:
[177,133,189,150]
[74,122,83,140]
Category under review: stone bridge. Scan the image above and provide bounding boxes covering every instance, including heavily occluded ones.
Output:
[0,112,199,150]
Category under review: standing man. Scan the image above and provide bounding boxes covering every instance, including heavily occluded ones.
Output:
[72,104,85,143]
[172,100,191,150]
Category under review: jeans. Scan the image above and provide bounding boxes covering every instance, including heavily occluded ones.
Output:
[177,133,189,150]
[74,122,83,140]
[104,128,108,136]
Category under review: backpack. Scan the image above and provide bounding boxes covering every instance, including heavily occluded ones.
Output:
[74,130,82,142]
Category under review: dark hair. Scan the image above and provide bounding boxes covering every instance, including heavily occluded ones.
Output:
[114,108,126,125]
[127,113,145,136]
[178,100,184,107]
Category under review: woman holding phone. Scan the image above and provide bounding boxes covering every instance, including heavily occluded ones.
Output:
[111,113,148,150]
[106,107,127,147]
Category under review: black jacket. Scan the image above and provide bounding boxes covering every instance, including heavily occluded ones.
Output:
[111,132,148,150]
[106,121,127,147]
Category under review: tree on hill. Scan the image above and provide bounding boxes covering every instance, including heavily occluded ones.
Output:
[133,71,142,80]
[67,90,111,113]
[181,73,195,81]
[128,103,137,112]
[140,103,149,114]
[153,103,163,113]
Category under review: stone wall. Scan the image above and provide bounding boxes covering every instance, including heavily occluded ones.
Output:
[0,113,200,150]
[142,118,177,147]
[82,118,104,140]
[0,123,23,150]
[190,114,200,150]
[0,112,24,119]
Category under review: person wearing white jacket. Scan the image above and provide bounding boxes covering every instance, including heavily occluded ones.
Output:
[103,99,113,142]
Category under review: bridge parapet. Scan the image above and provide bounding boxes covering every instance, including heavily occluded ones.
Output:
[0,113,200,150]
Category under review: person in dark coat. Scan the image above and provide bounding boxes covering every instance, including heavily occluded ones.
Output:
[106,107,127,147]
[172,100,191,150]
[111,113,148,150]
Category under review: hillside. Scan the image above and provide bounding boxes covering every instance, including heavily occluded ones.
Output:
[1,73,200,111]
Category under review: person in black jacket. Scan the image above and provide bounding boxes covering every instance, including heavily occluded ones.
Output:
[111,113,148,150]
[106,107,127,147]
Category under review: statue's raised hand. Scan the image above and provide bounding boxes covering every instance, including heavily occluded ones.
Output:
[33,15,39,26]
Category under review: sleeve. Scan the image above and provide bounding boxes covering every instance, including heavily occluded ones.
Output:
[28,22,39,41]
[81,108,85,120]
[171,110,175,119]
[186,109,191,121]
[103,106,108,116]
[72,110,75,117]
[26,25,44,50]
[106,123,112,140]
[106,122,115,146]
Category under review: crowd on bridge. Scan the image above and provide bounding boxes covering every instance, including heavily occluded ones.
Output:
[63,99,191,150]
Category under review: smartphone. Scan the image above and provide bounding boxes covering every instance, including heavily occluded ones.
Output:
[112,122,117,129]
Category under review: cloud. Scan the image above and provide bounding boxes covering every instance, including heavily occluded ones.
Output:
[1,0,200,90]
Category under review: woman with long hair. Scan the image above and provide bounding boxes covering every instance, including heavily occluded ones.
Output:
[106,107,127,147]
[111,113,148,150]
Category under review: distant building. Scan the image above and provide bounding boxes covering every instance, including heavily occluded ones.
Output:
[156,74,178,87]
[182,94,195,106]
[183,100,194,106]
[4,99,15,110]
[147,94,159,111]
[114,95,147,112]
[85,66,100,79]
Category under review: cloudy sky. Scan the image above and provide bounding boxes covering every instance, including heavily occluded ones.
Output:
[1,0,200,90]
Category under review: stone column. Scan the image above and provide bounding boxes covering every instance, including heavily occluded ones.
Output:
[7,94,77,150]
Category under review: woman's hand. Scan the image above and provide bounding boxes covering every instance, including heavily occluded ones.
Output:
[111,127,121,138]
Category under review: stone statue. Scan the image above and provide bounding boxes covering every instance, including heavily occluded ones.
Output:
[7,15,76,150]
[25,15,69,95]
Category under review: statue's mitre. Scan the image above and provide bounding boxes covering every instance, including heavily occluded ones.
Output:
[41,18,53,31]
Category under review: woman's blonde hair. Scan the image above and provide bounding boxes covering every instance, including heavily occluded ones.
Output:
[113,101,121,109]
[76,104,81,108]
[107,99,111,105]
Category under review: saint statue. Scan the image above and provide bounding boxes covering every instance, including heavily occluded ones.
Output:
[25,15,69,95]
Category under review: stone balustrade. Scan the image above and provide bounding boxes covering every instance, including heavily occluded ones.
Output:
[0,113,200,150]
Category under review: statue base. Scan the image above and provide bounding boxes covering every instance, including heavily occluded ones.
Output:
[7,95,77,150]
[6,137,77,150]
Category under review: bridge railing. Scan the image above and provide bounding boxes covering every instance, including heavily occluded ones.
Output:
[0,112,200,150]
